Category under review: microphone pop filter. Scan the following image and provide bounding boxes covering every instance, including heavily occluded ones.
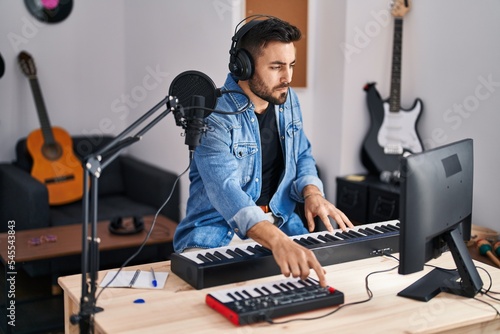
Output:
[169,70,218,109]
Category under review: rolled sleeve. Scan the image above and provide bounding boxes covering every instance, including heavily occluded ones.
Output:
[230,206,271,238]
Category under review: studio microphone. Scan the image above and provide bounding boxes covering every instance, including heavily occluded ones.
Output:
[169,70,220,151]
[380,170,401,184]
[183,94,209,150]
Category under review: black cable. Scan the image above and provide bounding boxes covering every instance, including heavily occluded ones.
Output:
[180,89,251,116]
[267,254,399,325]
[267,252,500,325]
[94,159,191,303]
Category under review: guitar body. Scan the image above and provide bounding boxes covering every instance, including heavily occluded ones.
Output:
[18,51,85,205]
[360,0,424,175]
[378,95,423,155]
[361,83,423,174]
[26,126,84,205]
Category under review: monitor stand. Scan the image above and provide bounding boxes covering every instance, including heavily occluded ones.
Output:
[398,227,483,302]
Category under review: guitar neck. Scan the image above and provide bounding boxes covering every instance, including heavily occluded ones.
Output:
[28,77,56,144]
[389,17,403,113]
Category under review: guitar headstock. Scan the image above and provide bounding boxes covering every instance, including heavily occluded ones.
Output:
[390,0,411,18]
[18,51,37,79]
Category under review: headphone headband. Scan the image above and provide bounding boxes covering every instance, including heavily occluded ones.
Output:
[228,15,276,81]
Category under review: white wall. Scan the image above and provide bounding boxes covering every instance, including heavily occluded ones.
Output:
[1,0,499,232]
[330,0,500,232]
[0,1,127,157]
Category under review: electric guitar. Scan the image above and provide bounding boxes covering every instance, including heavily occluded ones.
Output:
[18,51,84,205]
[361,0,424,175]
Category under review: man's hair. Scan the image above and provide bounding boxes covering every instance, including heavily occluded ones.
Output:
[239,17,301,61]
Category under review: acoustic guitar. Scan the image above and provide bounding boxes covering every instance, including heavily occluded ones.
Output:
[361,0,424,175]
[18,51,84,205]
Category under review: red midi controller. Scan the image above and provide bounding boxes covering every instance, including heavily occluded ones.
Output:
[206,277,344,325]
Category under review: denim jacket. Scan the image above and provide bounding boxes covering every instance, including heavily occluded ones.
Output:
[173,73,324,252]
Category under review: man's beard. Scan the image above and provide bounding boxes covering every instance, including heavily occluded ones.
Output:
[248,74,289,105]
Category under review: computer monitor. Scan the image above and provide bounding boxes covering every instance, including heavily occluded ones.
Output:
[397,138,483,302]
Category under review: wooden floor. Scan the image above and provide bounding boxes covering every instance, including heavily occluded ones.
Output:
[0,263,64,334]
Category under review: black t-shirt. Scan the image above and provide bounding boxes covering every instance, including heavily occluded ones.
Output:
[255,103,284,206]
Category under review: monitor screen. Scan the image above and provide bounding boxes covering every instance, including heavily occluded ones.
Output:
[397,138,483,301]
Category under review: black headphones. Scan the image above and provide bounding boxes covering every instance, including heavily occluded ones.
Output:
[108,216,144,235]
[228,15,276,81]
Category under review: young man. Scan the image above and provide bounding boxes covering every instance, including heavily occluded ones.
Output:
[173,16,353,287]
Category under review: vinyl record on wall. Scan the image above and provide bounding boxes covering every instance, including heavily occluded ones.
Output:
[24,0,73,24]
[0,53,4,79]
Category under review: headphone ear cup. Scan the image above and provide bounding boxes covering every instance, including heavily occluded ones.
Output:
[108,216,144,235]
[229,48,254,81]
[133,216,144,233]
[109,216,122,233]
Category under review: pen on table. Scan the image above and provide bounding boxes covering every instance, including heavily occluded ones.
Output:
[151,267,157,287]
[129,269,141,288]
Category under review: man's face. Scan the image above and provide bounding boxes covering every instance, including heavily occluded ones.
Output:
[248,41,296,105]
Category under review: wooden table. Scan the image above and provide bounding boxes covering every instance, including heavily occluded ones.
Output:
[58,252,500,333]
[0,215,176,264]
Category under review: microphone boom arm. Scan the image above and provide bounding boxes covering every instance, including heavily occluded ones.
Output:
[71,95,179,333]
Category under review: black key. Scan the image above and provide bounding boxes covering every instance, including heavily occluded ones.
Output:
[254,244,272,254]
[213,251,228,260]
[335,232,352,240]
[226,249,243,258]
[344,230,360,238]
[242,290,253,298]
[196,253,211,263]
[364,227,381,235]
[298,237,315,246]
[294,238,309,247]
[205,252,220,261]
[307,236,322,244]
[322,233,340,242]
[234,247,250,257]
[317,235,330,242]
[384,224,399,232]
[245,246,260,255]
[375,225,392,233]
[273,284,284,292]
[358,228,374,236]
[262,286,272,294]
[347,230,365,238]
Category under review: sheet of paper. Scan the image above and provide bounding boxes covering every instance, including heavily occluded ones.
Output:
[99,270,168,289]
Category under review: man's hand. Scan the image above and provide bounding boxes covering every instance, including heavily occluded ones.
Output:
[247,221,327,287]
[302,185,354,233]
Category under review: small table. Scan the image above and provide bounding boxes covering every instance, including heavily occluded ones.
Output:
[0,215,176,264]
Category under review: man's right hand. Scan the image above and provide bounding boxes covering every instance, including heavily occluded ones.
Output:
[247,220,327,287]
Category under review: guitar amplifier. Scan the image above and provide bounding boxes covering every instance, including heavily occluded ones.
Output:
[336,174,399,225]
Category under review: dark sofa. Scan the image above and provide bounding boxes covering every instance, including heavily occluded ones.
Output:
[0,135,180,278]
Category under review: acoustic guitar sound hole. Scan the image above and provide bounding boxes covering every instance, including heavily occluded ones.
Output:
[42,142,62,161]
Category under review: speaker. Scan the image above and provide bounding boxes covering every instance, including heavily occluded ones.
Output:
[228,16,273,81]
[108,216,144,235]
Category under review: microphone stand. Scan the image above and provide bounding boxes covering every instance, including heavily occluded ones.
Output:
[70,95,179,333]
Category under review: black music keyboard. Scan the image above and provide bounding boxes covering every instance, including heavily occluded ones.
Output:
[171,220,400,289]
[206,277,344,325]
